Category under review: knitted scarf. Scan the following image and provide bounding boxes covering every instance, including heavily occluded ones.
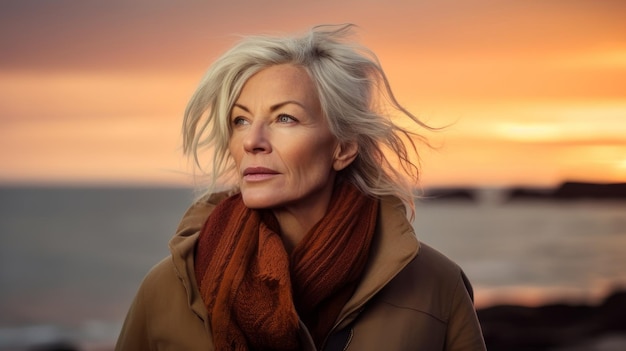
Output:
[194,182,378,351]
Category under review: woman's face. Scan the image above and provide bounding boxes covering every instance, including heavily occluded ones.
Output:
[229,64,353,214]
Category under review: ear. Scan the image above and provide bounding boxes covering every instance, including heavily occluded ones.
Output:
[333,141,358,171]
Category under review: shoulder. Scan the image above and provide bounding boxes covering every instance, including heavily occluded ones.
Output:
[385,243,469,295]
[134,257,181,302]
[129,256,203,326]
[376,243,474,322]
[411,243,472,297]
[346,243,485,350]
[118,257,215,349]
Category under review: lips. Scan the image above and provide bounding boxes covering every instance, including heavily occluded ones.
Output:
[242,167,280,181]
[243,167,279,176]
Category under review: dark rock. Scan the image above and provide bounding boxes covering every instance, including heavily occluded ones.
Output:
[477,290,626,351]
[507,182,626,202]
[554,182,626,200]
[29,341,80,351]
[507,187,553,201]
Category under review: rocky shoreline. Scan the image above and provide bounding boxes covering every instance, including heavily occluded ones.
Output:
[420,181,626,204]
[477,289,626,351]
[507,182,626,202]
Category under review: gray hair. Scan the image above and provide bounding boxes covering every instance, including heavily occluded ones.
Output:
[183,24,432,216]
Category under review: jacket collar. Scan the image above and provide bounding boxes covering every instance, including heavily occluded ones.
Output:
[168,192,229,325]
[333,195,419,330]
[168,192,420,331]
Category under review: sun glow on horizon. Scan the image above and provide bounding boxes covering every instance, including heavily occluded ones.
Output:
[493,123,562,142]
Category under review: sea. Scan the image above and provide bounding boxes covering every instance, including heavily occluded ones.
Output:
[1,186,625,350]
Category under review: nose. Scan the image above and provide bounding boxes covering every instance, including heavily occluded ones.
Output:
[242,122,271,154]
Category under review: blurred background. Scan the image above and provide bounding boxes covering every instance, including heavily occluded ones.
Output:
[1,0,625,350]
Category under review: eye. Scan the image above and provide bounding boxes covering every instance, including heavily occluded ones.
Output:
[277,114,297,123]
[232,116,249,126]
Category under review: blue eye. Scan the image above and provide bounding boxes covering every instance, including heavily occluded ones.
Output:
[277,114,296,123]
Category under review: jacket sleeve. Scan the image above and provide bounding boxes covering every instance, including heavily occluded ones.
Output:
[445,270,486,351]
[115,277,152,351]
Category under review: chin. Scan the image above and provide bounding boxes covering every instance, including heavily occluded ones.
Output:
[240,192,280,209]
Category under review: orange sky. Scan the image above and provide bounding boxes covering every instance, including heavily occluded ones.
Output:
[1,0,625,187]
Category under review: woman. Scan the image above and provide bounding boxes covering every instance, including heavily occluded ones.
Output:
[116,24,486,350]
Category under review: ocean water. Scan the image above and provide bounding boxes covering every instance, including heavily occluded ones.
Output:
[1,186,625,350]
[414,199,626,306]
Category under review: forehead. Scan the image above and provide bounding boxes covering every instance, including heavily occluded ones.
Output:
[236,64,320,106]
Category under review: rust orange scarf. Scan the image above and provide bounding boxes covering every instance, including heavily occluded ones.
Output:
[194,182,378,351]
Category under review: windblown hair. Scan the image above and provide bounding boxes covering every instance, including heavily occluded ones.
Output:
[183,24,432,217]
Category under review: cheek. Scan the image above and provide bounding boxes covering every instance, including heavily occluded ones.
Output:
[292,144,336,176]
[228,140,242,165]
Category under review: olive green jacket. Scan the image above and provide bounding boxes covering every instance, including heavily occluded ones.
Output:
[116,194,486,350]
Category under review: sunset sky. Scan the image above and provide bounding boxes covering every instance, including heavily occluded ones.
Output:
[1,0,625,188]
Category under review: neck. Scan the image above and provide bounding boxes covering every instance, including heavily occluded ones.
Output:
[269,177,339,253]
[272,196,331,254]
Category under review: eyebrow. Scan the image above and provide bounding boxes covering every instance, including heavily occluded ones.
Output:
[233,100,306,113]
